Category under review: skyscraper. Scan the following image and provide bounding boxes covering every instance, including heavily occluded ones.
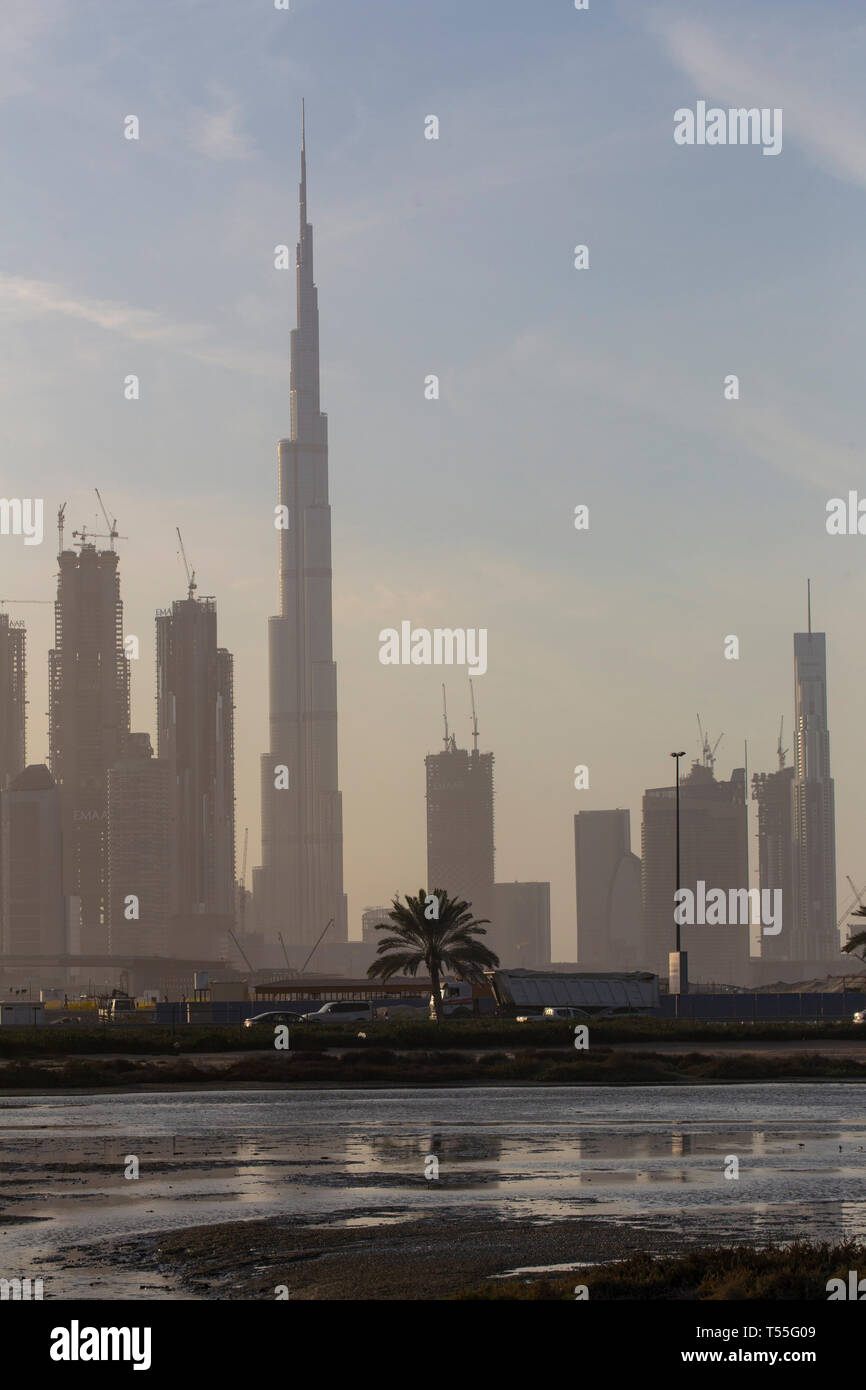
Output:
[792,611,837,961]
[107,732,172,957]
[493,881,551,968]
[426,727,495,928]
[254,110,347,947]
[642,758,750,985]
[0,613,26,790]
[49,540,130,954]
[574,810,642,969]
[752,733,796,963]
[0,764,65,958]
[156,595,235,920]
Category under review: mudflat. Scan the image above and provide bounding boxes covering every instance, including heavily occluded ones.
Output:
[87,1213,699,1300]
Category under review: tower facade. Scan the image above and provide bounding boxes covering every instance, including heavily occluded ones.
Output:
[156,597,235,919]
[752,764,795,962]
[107,732,172,957]
[493,881,550,968]
[49,543,130,953]
[792,629,837,960]
[254,113,347,946]
[425,736,495,927]
[0,764,65,957]
[574,809,642,969]
[641,760,750,986]
[0,613,26,790]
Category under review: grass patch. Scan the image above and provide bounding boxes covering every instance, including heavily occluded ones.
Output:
[2,1016,866,1058]
[455,1239,866,1300]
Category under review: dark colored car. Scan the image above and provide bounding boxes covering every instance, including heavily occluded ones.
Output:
[243,1010,305,1029]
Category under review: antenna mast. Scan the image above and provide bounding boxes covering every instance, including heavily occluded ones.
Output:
[442,683,450,750]
[777,717,787,771]
[57,502,67,554]
[807,577,812,634]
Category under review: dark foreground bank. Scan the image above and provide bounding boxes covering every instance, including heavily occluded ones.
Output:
[5,1047,866,1088]
[73,1217,866,1301]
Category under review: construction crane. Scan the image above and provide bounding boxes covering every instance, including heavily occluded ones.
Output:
[277,932,295,975]
[300,918,334,974]
[0,599,52,606]
[228,928,254,974]
[696,715,723,773]
[176,527,197,600]
[72,523,127,548]
[837,878,866,937]
[71,490,127,551]
[441,684,456,753]
[777,717,788,771]
[469,677,479,755]
[94,489,120,549]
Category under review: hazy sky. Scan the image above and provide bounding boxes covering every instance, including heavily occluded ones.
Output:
[2,0,866,958]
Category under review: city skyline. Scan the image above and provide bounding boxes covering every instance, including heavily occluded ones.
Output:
[3,0,866,959]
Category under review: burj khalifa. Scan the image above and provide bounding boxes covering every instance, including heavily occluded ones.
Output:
[253,109,347,947]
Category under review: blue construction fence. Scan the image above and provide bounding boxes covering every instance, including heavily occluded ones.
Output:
[659,992,866,1021]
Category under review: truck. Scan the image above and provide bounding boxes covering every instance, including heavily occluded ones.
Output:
[429,977,495,1019]
[97,994,136,1023]
[491,969,660,1017]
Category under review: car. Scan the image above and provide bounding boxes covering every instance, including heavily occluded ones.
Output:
[243,1011,305,1028]
[542,1006,592,1020]
[49,1014,82,1026]
[303,1001,375,1024]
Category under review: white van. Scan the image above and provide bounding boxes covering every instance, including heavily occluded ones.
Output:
[303,1000,375,1024]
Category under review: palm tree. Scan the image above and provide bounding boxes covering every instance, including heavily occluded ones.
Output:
[367,889,499,1022]
[842,905,866,969]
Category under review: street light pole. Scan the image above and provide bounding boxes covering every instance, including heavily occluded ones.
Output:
[671,751,685,952]
[669,750,687,997]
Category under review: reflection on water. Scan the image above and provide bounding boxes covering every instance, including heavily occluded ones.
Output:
[1,1083,866,1298]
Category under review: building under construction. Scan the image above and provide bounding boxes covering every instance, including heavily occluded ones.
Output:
[49,527,130,955]
[425,687,495,928]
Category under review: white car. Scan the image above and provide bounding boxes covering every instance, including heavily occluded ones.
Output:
[303,1001,375,1024]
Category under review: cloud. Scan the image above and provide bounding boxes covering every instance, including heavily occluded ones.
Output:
[0,271,278,377]
[190,92,255,162]
[650,9,866,191]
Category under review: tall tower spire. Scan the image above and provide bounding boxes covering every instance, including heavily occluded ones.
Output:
[299,98,307,232]
[255,110,347,948]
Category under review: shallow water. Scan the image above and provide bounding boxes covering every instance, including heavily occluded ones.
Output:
[2,1083,865,1298]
